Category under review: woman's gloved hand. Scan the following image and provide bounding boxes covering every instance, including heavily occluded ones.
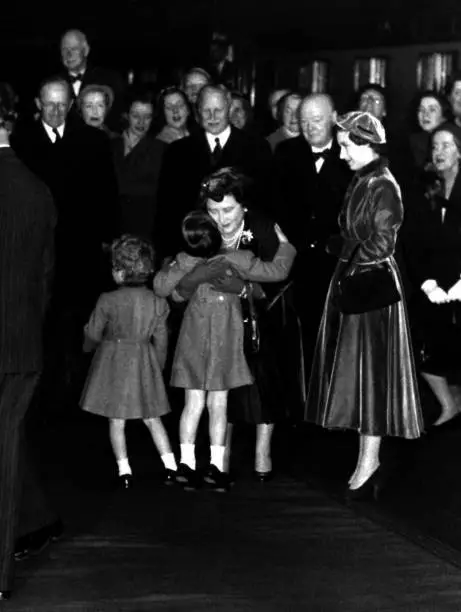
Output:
[210,265,245,294]
[447,279,461,302]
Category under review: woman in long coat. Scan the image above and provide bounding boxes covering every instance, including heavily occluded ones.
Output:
[305,111,423,498]
[402,122,461,427]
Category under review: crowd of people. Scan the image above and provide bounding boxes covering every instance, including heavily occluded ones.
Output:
[3,26,461,600]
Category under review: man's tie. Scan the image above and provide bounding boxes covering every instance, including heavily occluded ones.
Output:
[52,128,62,143]
[211,137,223,167]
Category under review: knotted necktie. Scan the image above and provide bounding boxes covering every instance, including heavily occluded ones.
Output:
[211,137,223,167]
[52,128,62,143]
[69,73,83,84]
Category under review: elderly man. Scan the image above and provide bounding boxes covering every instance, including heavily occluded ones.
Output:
[274,93,352,366]
[59,29,125,130]
[155,84,272,258]
[0,83,56,601]
[12,77,118,404]
[357,83,387,122]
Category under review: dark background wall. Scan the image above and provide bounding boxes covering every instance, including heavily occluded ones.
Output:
[3,1,461,130]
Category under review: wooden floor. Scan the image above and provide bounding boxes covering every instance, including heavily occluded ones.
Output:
[4,408,461,611]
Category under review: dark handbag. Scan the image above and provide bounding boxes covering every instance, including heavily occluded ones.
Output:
[240,284,260,355]
[335,244,401,315]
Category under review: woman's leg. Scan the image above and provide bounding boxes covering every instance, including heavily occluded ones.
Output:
[109,418,131,475]
[207,391,228,472]
[349,434,381,490]
[348,436,365,484]
[178,390,206,469]
[143,417,177,471]
[255,423,274,473]
[422,372,459,426]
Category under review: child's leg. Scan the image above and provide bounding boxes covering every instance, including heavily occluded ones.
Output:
[109,418,131,475]
[207,390,228,472]
[143,417,177,471]
[179,390,206,470]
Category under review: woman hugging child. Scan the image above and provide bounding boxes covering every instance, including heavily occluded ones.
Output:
[154,210,296,492]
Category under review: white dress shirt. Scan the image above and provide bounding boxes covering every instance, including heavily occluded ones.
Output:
[69,70,86,97]
[311,140,333,173]
[206,125,231,152]
[42,122,65,143]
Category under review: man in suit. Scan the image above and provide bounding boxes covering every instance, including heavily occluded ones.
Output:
[60,29,125,131]
[274,93,352,365]
[12,77,118,405]
[0,83,56,600]
[155,84,272,258]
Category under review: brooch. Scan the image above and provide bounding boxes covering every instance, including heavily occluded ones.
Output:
[241,229,254,245]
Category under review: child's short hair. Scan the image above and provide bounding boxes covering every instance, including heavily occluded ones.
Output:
[181,211,222,258]
[111,234,155,285]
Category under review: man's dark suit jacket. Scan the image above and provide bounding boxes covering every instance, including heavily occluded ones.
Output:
[61,63,126,131]
[273,135,352,257]
[0,147,56,373]
[112,135,166,241]
[273,135,352,358]
[155,126,272,258]
[11,117,118,313]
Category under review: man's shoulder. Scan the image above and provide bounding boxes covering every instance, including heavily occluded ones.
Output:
[274,136,310,164]
[166,132,206,158]
[0,149,55,216]
[65,119,111,147]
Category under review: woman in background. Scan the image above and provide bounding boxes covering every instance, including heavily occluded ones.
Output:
[155,87,192,144]
[112,88,164,240]
[403,122,461,428]
[78,84,116,138]
[267,92,302,153]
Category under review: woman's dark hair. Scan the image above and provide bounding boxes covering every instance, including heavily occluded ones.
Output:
[124,85,156,114]
[409,90,451,131]
[229,91,253,129]
[181,211,222,258]
[347,130,386,156]
[199,166,251,207]
[154,86,193,131]
[446,72,461,98]
[431,121,461,154]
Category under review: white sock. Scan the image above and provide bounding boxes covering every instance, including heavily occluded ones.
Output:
[117,458,132,476]
[180,444,196,470]
[161,452,177,471]
[210,445,225,472]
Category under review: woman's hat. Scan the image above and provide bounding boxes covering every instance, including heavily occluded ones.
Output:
[77,83,114,112]
[336,110,386,144]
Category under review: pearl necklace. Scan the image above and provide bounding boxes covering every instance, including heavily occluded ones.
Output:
[222,220,245,250]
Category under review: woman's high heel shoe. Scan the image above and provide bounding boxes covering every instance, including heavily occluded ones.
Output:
[345,467,384,502]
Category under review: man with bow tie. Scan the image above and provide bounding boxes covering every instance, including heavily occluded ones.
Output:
[59,29,125,131]
[273,94,352,376]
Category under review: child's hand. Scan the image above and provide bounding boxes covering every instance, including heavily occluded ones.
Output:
[274,223,289,243]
